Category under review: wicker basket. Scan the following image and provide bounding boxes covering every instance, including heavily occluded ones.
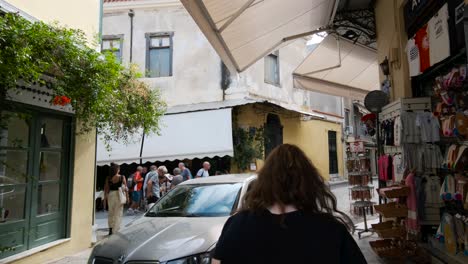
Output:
[381,186,410,198]
[374,203,408,218]
[371,221,395,231]
[369,240,405,258]
[376,228,406,239]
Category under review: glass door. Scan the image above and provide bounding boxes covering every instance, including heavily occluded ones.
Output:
[28,116,70,248]
[0,112,32,259]
[0,111,71,259]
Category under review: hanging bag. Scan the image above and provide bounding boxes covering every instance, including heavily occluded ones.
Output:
[118,176,127,205]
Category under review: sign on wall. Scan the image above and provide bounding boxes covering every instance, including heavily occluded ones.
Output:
[350,141,365,153]
[7,78,74,114]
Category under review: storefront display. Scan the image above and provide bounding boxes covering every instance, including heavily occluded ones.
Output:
[347,146,375,238]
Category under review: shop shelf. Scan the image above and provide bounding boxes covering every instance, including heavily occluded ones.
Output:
[379,186,410,198]
[374,203,408,218]
[371,221,395,231]
[375,228,406,239]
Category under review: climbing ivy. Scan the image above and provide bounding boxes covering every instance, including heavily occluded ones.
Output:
[0,13,166,145]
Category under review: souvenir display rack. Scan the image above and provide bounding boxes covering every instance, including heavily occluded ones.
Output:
[371,98,432,261]
[347,150,375,238]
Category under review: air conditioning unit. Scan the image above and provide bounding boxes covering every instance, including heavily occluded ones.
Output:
[345,126,354,135]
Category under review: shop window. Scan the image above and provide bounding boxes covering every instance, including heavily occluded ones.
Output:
[264,51,280,86]
[328,130,338,174]
[345,109,350,127]
[101,35,123,62]
[146,32,173,78]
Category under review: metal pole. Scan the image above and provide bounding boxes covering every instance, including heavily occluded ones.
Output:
[128,9,134,63]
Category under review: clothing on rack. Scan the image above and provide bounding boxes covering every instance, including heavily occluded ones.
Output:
[378,155,394,181]
[406,172,419,234]
[394,116,402,146]
[382,120,395,146]
[393,154,405,183]
[416,112,441,143]
[401,112,421,144]
[404,143,443,172]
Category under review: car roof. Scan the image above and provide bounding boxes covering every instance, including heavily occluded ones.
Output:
[180,174,255,185]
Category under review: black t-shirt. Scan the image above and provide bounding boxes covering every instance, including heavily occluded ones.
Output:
[214,210,367,264]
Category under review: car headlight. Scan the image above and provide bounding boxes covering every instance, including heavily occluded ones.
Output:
[166,252,211,264]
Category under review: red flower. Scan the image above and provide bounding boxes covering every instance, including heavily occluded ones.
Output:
[52,95,71,106]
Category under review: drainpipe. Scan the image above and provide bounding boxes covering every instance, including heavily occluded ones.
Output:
[128,9,143,164]
[128,9,134,63]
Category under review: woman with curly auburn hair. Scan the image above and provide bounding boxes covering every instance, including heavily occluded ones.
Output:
[212,144,366,264]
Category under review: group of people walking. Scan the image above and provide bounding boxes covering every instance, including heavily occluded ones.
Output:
[103,161,211,234]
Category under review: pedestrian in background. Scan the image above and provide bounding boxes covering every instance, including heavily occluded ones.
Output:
[196,161,210,178]
[178,162,192,181]
[143,165,157,200]
[159,172,172,196]
[104,163,128,235]
[171,168,184,189]
[147,166,164,204]
[212,144,365,264]
[140,166,148,208]
[127,166,143,215]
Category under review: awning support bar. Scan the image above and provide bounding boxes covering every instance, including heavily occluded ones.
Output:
[298,35,342,76]
[219,0,256,33]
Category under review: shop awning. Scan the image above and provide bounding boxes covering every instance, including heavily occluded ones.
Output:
[293,35,379,100]
[141,108,233,163]
[96,132,143,166]
[180,0,338,73]
[96,108,233,165]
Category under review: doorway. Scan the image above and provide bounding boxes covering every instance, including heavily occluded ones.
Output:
[0,111,71,259]
[264,114,283,158]
[328,130,338,175]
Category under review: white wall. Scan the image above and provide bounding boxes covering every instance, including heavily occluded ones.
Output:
[103,0,344,117]
[103,5,223,106]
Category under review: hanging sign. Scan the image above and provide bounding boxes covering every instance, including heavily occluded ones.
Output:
[350,141,365,153]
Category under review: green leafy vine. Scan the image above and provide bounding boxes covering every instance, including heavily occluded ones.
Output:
[0,13,166,145]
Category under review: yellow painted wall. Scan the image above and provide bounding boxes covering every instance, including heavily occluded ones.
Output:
[234,104,344,181]
[6,0,100,43]
[4,0,100,262]
[282,118,344,181]
[375,0,411,100]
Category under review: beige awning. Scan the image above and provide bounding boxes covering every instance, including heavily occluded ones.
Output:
[181,0,338,73]
[293,35,379,99]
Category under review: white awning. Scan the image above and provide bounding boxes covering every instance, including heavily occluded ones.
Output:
[141,108,233,163]
[181,0,338,73]
[96,108,233,165]
[96,132,143,166]
[293,35,379,99]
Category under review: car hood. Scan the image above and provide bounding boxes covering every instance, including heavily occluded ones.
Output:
[90,215,227,262]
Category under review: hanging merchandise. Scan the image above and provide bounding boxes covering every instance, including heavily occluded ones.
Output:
[428,3,450,66]
[406,37,421,77]
[414,24,431,73]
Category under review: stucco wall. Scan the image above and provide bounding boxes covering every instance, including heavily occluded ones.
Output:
[6,0,100,43]
[375,0,411,100]
[103,6,224,107]
[102,1,344,117]
[234,104,343,180]
[282,118,344,180]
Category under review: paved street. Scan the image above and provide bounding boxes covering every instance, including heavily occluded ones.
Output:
[49,182,384,264]
[330,180,379,224]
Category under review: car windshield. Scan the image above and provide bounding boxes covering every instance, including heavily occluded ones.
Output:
[146,183,242,217]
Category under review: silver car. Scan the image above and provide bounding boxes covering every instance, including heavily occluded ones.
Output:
[88,174,255,264]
